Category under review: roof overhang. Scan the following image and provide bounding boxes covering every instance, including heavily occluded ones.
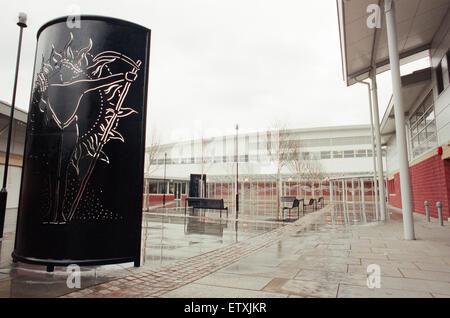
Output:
[0,100,28,123]
[337,0,449,86]
[380,67,432,145]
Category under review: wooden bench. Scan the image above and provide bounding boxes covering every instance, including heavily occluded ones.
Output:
[281,196,300,219]
[316,197,325,209]
[185,197,228,218]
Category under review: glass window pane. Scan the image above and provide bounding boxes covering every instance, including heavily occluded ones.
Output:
[320,151,331,159]
[344,150,354,158]
[356,150,366,157]
[426,122,436,139]
[428,132,437,145]
[415,105,425,119]
[149,182,157,194]
[422,92,434,110]
[425,109,435,125]
[417,118,426,133]
[332,151,343,158]
[418,130,426,144]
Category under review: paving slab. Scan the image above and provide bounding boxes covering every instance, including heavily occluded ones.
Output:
[398,268,450,282]
[194,272,274,290]
[217,262,300,279]
[263,277,339,298]
[337,283,433,298]
[161,282,288,298]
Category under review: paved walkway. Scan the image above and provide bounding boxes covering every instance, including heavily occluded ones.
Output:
[63,205,450,298]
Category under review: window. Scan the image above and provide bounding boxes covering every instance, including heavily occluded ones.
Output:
[356,150,366,158]
[158,182,166,194]
[332,151,343,158]
[320,151,331,159]
[310,152,320,160]
[344,150,354,158]
[409,91,436,158]
[149,181,158,194]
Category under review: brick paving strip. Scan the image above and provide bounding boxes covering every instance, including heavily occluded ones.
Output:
[62,207,330,298]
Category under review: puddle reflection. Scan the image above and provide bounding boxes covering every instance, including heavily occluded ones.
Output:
[140,211,284,268]
[327,201,380,226]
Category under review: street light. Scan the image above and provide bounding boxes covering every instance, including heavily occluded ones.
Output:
[163,152,167,207]
[0,13,27,238]
[235,124,239,219]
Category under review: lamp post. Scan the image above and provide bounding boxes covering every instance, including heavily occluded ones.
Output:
[163,152,167,207]
[0,13,27,239]
[235,124,239,219]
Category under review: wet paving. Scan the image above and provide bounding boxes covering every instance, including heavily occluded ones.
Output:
[140,210,284,268]
[0,203,285,298]
[0,200,399,298]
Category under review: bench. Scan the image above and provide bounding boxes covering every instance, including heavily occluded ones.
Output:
[316,197,325,209]
[303,198,316,212]
[184,197,228,218]
[281,196,300,219]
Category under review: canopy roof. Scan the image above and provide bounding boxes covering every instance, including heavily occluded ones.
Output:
[337,0,449,86]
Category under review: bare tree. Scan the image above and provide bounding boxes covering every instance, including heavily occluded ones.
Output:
[199,136,215,197]
[303,158,326,198]
[287,145,308,199]
[145,132,161,177]
[265,122,298,219]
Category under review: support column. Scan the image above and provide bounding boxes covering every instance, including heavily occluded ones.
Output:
[385,0,415,240]
[330,181,334,202]
[368,85,380,220]
[370,69,387,221]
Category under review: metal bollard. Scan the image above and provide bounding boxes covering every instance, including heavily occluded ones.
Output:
[436,202,443,226]
[424,201,430,222]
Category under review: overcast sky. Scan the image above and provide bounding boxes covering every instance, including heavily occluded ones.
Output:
[0,0,429,144]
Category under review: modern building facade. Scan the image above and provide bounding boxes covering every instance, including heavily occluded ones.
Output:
[143,125,386,208]
[337,0,450,228]
[381,30,450,221]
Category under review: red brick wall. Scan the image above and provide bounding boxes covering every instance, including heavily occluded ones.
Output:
[387,152,450,220]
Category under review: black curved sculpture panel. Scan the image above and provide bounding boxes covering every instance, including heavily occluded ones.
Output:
[13,16,150,268]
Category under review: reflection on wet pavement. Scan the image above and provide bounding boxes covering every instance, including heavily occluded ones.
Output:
[0,200,387,298]
[140,209,284,268]
[0,203,286,298]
